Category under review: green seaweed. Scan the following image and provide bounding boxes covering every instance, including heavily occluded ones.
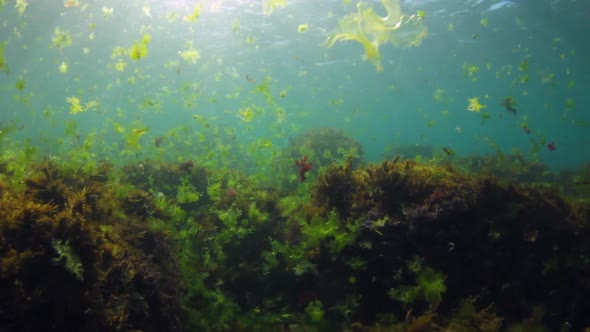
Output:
[0,140,589,331]
[176,177,201,204]
[262,0,287,15]
[389,265,447,310]
[305,300,324,322]
[129,33,151,60]
[51,239,84,280]
[325,0,428,71]
[52,27,73,48]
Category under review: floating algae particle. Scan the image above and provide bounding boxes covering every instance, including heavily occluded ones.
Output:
[112,61,127,72]
[66,96,84,114]
[129,33,151,60]
[15,0,28,15]
[298,24,309,33]
[15,77,25,91]
[52,27,73,49]
[466,97,487,112]
[238,106,255,122]
[102,7,113,18]
[325,0,428,72]
[262,0,287,15]
[58,61,68,73]
[178,41,200,64]
[183,4,202,23]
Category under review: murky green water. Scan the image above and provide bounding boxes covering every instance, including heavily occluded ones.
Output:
[2,0,588,171]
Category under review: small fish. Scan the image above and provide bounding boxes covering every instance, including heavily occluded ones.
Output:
[154,136,164,148]
[443,147,456,156]
[133,128,149,136]
[547,142,556,151]
[482,1,516,13]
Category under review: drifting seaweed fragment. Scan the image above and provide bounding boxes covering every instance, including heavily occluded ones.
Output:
[178,41,200,63]
[262,0,287,15]
[325,0,428,71]
[467,96,487,112]
[129,33,151,60]
[501,96,518,116]
[52,27,73,49]
[183,4,202,22]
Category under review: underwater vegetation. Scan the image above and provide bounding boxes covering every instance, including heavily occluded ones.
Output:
[274,127,364,189]
[0,159,185,331]
[295,155,314,182]
[1,151,590,331]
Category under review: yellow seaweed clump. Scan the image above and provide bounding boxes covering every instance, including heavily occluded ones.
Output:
[466,97,486,112]
[183,4,202,23]
[325,0,428,71]
[128,33,151,60]
[66,96,84,114]
[178,41,200,64]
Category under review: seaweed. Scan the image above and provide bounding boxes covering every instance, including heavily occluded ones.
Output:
[325,0,428,71]
[129,34,151,60]
[2,155,590,331]
[0,161,186,331]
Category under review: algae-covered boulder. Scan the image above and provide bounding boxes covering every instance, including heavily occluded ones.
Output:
[274,127,364,189]
[0,161,185,331]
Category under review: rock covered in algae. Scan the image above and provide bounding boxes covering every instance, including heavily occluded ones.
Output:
[2,156,590,331]
[307,157,590,329]
[0,160,186,331]
[274,127,363,188]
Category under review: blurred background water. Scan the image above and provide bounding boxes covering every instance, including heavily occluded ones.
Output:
[1,0,588,171]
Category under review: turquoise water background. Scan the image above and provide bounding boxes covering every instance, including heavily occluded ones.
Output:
[1,0,589,171]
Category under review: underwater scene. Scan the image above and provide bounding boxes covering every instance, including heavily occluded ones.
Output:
[1,0,590,330]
